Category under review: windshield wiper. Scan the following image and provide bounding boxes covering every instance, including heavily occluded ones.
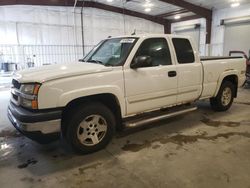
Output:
[88,59,104,65]
[79,59,85,62]
[87,59,114,67]
[104,62,114,67]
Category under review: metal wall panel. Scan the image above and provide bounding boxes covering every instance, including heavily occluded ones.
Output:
[224,22,250,56]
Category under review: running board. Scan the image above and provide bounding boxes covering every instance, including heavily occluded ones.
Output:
[124,106,197,128]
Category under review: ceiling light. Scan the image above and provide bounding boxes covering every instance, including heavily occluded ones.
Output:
[144,3,154,7]
[174,15,181,19]
[107,0,113,2]
[145,8,151,12]
[231,2,240,7]
[143,0,154,8]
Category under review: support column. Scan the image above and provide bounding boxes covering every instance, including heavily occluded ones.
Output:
[206,18,212,55]
[164,22,171,34]
[206,18,212,44]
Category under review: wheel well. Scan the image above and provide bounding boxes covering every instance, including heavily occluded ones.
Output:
[222,75,238,97]
[61,94,122,136]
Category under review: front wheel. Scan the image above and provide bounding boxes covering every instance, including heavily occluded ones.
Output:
[65,102,115,154]
[210,81,235,111]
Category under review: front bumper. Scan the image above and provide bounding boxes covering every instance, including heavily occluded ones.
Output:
[8,102,62,143]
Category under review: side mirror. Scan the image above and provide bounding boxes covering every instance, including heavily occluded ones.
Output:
[130,56,152,69]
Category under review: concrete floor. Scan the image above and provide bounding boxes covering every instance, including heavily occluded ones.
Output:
[0,86,250,188]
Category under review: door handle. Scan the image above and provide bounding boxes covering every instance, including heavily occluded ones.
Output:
[168,71,177,77]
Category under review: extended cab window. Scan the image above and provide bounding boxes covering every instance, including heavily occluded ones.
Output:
[134,38,172,66]
[172,38,195,64]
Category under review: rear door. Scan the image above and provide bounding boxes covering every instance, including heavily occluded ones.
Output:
[124,37,178,115]
[171,37,202,103]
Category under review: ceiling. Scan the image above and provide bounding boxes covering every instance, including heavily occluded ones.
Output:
[0,0,249,23]
[95,0,181,16]
[187,0,250,9]
[94,0,250,19]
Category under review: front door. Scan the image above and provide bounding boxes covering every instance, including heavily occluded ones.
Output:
[124,37,178,116]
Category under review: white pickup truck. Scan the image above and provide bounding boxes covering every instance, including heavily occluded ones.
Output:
[8,34,246,154]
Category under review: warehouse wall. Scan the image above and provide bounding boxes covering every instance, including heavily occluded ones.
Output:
[171,3,250,57]
[0,4,249,65]
[0,5,163,66]
[211,4,250,56]
[171,18,207,56]
[0,5,163,46]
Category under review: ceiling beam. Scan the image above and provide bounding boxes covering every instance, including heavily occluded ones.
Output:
[159,0,212,19]
[156,9,189,18]
[0,0,72,6]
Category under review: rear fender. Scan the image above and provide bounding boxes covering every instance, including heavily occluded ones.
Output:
[214,70,238,97]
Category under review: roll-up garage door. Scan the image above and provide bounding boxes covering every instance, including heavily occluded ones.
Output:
[174,28,200,51]
[224,22,250,56]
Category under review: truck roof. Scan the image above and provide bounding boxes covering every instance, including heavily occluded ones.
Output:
[110,33,190,39]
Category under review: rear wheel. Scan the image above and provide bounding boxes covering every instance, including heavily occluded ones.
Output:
[210,81,235,111]
[65,102,115,154]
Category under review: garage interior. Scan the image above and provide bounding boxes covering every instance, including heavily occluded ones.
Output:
[0,0,250,187]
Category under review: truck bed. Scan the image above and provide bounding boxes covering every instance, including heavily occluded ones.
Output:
[200,56,246,99]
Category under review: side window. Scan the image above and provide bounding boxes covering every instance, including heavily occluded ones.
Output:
[172,38,195,64]
[134,38,172,67]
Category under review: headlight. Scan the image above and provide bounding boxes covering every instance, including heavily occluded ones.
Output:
[19,84,40,109]
[20,84,40,95]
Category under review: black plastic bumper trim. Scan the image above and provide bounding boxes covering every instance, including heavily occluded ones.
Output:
[8,102,62,123]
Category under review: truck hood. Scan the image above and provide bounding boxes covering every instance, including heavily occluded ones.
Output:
[13,62,113,83]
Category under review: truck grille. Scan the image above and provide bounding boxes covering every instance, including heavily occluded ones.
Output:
[12,79,21,89]
[11,79,21,105]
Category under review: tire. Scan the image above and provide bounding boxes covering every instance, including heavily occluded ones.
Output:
[65,102,115,154]
[210,81,235,112]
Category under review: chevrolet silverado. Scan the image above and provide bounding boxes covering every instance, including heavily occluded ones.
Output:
[8,34,246,154]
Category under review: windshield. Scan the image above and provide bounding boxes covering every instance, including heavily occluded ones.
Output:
[83,37,138,66]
